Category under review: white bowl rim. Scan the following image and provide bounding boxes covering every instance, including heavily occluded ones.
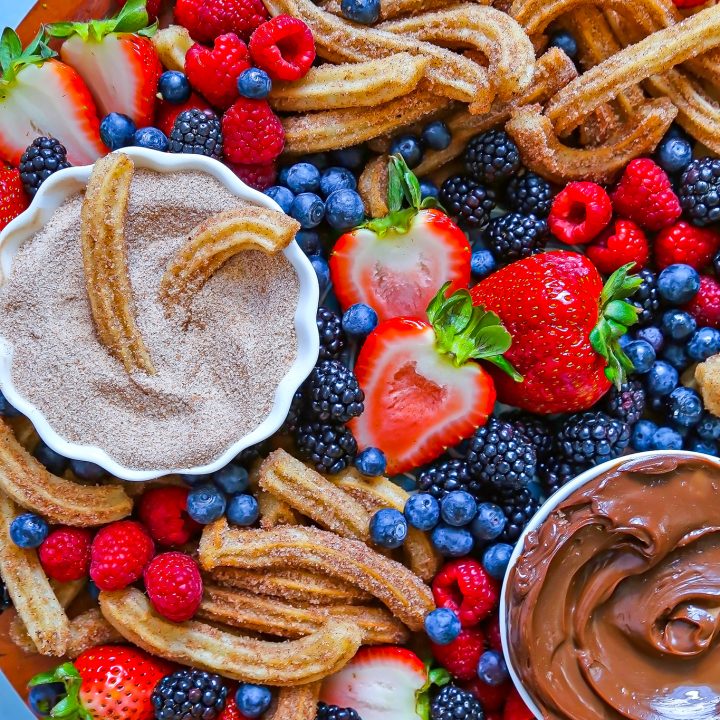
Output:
[499,449,720,720]
[0,147,319,481]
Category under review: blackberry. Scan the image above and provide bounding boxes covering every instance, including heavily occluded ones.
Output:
[235,440,269,467]
[464,418,537,491]
[0,577,11,614]
[416,459,486,501]
[295,421,357,474]
[440,175,496,230]
[19,137,70,197]
[678,158,720,226]
[511,414,553,460]
[168,109,223,160]
[464,130,521,186]
[316,702,362,720]
[505,172,553,217]
[306,360,364,423]
[537,457,579,497]
[600,380,646,425]
[489,486,541,542]
[431,684,484,720]
[486,212,547,262]
[631,269,660,325]
[283,388,306,432]
[317,307,346,360]
[556,411,630,466]
[151,669,228,720]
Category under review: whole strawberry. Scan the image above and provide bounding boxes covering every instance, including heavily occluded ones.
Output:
[654,221,720,270]
[222,97,284,164]
[144,551,203,622]
[174,0,268,43]
[0,167,29,231]
[90,520,155,590]
[586,219,649,275]
[471,252,642,414]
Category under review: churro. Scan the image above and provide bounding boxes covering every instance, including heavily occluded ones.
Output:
[100,588,363,685]
[151,25,194,72]
[266,683,321,720]
[358,155,390,219]
[6,416,39,453]
[320,0,491,21]
[81,153,154,375]
[696,354,720,418]
[67,608,124,658]
[199,522,435,630]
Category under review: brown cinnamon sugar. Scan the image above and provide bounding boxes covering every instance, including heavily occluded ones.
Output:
[0,169,300,471]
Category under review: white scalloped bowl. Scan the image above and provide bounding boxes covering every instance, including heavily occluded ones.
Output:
[0,148,319,481]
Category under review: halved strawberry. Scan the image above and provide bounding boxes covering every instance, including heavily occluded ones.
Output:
[350,284,519,475]
[330,156,471,323]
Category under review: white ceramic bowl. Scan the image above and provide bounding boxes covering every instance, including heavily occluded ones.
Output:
[0,147,319,482]
[499,449,720,719]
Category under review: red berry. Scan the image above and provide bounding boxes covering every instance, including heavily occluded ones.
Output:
[585,219,649,275]
[673,0,705,7]
[137,486,201,547]
[90,520,155,591]
[503,688,535,720]
[486,713,502,720]
[228,161,277,190]
[144,551,203,622]
[155,92,214,136]
[249,15,315,81]
[484,614,502,652]
[0,167,30,231]
[611,158,681,231]
[174,0,268,43]
[218,697,249,720]
[683,274,720,329]
[432,558,499,627]
[431,626,485,681]
[39,527,92,582]
[548,181,612,245]
[223,97,284,164]
[654,221,720,270]
[147,0,162,17]
[463,678,513,712]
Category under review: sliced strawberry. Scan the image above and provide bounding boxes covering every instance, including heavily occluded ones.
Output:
[330,156,470,323]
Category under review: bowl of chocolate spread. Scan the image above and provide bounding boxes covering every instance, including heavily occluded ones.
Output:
[501,451,720,720]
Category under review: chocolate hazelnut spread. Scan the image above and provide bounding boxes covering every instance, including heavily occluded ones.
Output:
[506,454,720,720]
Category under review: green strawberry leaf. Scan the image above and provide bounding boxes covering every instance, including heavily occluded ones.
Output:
[0,27,56,89]
[29,662,91,720]
[47,0,155,42]
[428,667,451,687]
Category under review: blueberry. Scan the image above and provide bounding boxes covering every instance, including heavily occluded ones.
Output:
[477,650,509,686]
[33,441,68,476]
[213,463,250,494]
[661,343,689,371]
[236,684,272,718]
[619,334,632,350]
[286,163,321,194]
[133,127,169,152]
[404,493,441,531]
[264,185,294,214]
[424,608,461,645]
[226,493,260,526]
[237,67,272,99]
[278,165,291,186]
[180,473,211,487]
[651,426,684,450]
[661,310,696,340]
[320,167,357,198]
[482,542,513,579]
[354,447,386,476]
[290,192,325,228]
[389,135,423,169]
[324,188,365,230]
[656,135,693,175]
[431,523,474,557]
[158,70,191,104]
[100,112,136,150]
[330,146,367,170]
[342,303,378,337]
[471,249,497,279]
[28,682,66,717]
[657,264,700,305]
[310,255,330,292]
[9,513,49,548]
[340,0,380,24]
[370,508,408,548]
[688,327,720,361]
[187,483,227,524]
[625,340,656,374]
[687,436,717,455]
[421,121,451,151]
[645,360,678,396]
[697,412,720,441]
[295,230,322,256]
[0,391,20,417]
[635,326,664,353]
[668,386,703,427]
[70,459,106,481]
[440,490,478,527]
[420,180,439,201]
[631,419,658,451]
[471,502,506,542]
[549,30,578,58]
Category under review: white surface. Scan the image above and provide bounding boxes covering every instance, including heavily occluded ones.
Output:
[0,148,319,481]
[0,0,35,31]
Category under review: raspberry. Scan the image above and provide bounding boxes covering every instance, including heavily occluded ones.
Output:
[249,15,315,81]
[431,626,485,681]
[38,527,92,582]
[174,0,268,43]
[503,688,534,720]
[487,713,502,720]
[222,97,284,164]
[228,161,277,190]
[90,520,155,591]
[147,0,162,16]
[548,181,612,245]
[683,274,720,329]
[0,167,29,232]
[586,219,649,275]
[432,558,499,627]
[138,486,201,547]
[185,34,250,110]
[155,92,214,136]
[144,551,203,622]
[463,678,512,711]
[654,221,720,270]
[611,158,681,231]
[673,0,706,10]
[218,698,246,720]
[484,614,502,652]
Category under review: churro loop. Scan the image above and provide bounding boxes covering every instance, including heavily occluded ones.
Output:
[266,683,321,720]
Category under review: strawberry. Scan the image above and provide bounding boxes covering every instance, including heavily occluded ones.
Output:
[155,91,213,136]
[471,252,642,414]
[350,284,518,475]
[0,29,105,166]
[49,0,163,129]
[29,645,172,720]
[331,156,471,323]
[503,688,535,720]
[0,167,29,231]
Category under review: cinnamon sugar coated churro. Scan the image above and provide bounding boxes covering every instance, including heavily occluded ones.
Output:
[266,683,321,720]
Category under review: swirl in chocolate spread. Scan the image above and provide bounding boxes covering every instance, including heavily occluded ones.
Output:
[506,454,720,720]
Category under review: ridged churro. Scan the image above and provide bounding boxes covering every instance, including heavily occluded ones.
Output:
[320,0,491,21]
[100,587,363,685]
[81,153,154,375]
[358,155,390,218]
[151,25,194,72]
[266,683,321,720]
[6,416,39,453]
[67,608,124,658]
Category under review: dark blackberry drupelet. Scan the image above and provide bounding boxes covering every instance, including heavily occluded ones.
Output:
[295,421,357,474]
[486,213,548,262]
[630,269,660,325]
[0,577,11,613]
[168,109,223,160]
[317,307,346,361]
[430,684,484,720]
[306,360,364,423]
[600,380,646,425]
[316,702,363,720]
[19,136,70,197]
[282,388,306,433]
[678,158,720,226]
[440,175,496,230]
[464,130,521,186]
[416,459,486,501]
[151,669,228,720]
[511,414,553,461]
[556,411,630,466]
[464,418,537,491]
[489,486,541,543]
[505,172,553,217]
[537,457,580,497]
[235,440,269,467]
